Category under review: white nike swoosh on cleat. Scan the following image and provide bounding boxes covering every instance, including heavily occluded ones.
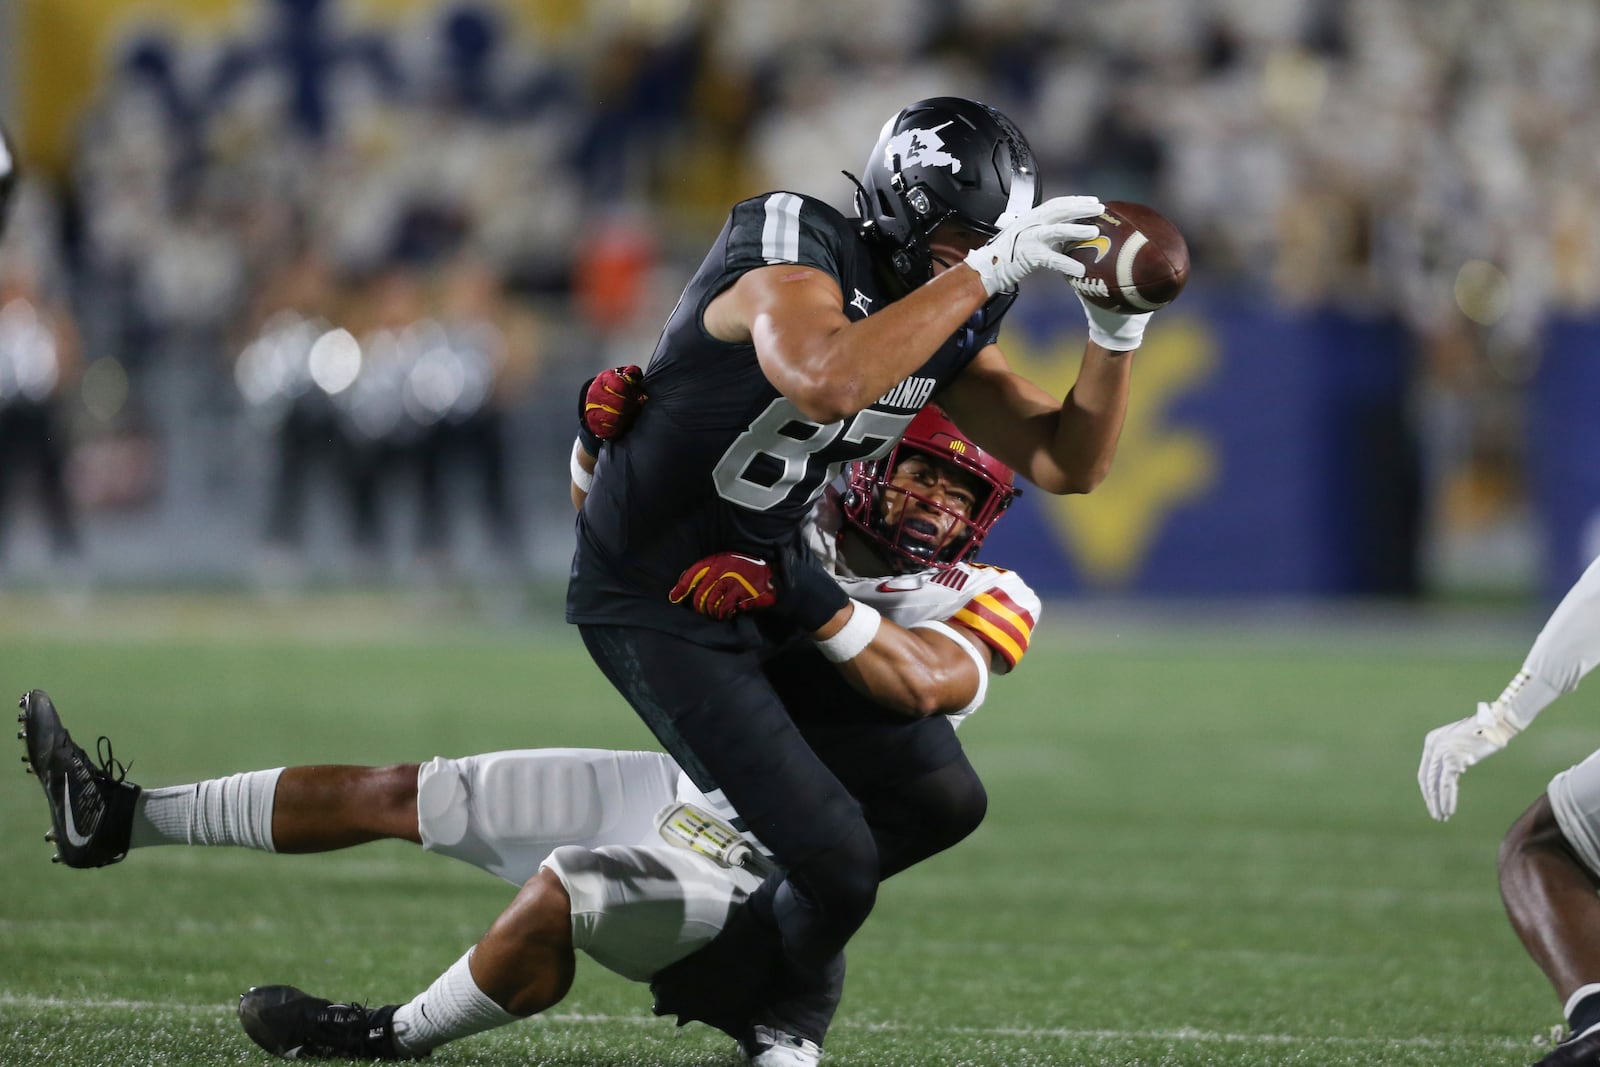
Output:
[60,779,93,847]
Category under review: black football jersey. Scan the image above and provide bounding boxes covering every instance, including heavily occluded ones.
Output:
[567,191,1013,648]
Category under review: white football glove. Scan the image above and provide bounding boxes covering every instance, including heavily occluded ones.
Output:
[1418,700,1524,821]
[1079,297,1154,352]
[964,195,1104,298]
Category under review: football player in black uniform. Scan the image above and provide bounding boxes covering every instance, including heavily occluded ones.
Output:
[19,406,1035,1067]
[567,96,1160,1058]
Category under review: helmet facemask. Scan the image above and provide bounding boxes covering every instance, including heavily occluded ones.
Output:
[856,456,986,573]
[841,408,1019,574]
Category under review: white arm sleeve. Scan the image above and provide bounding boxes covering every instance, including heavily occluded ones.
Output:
[1504,555,1600,727]
[910,619,990,725]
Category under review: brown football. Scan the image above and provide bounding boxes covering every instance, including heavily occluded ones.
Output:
[1064,200,1190,313]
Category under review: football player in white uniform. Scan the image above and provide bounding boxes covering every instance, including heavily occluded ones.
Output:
[1419,554,1600,1066]
[21,406,1042,1066]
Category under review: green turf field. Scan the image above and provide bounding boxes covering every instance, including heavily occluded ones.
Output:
[0,594,1584,1065]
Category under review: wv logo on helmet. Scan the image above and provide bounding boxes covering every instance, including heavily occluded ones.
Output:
[887,123,963,173]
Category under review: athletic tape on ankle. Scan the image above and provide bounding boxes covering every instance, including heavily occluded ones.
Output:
[814,600,881,663]
[569,438,594,493]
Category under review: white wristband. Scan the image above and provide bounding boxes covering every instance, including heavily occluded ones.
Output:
[814,600,881,663]
[570,438,595,493]
[1079,295,1152,352]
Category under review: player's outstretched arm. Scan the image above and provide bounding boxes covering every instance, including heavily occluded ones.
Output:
[704,198,1102,424]
[938,334,1135,496]
[925,199,1169,496]
[1419,555,1600,821]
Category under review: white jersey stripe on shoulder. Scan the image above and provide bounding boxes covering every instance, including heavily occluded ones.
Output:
[761,192,802,263]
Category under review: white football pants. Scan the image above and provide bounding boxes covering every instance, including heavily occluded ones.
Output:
[415,749,761,981]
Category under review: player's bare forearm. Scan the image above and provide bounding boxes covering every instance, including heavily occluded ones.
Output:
[828,619,985,718]
[942,343,1132,495]
[1052,343,1133,490]
[712,265,990,424]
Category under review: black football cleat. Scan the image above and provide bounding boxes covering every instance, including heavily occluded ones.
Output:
[1535,1025,1600,1066]
[238,985,422,1060]
[18,690,140,868]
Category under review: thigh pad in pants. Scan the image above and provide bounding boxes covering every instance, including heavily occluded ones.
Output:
[417,749,681,886]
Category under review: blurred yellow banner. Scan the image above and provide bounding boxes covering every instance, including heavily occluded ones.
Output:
[15,0,586,173]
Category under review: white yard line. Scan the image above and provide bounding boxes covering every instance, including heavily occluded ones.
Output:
[0,993,1532,1051]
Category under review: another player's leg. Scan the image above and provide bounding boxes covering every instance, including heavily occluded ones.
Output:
[266,765,422,851]
[239,841,758,1060]
[17,687,421,865]
[133,762,423,856]
[19,688,682,884]
[581,625,878,1055]
[669,702,983,1066]
[790,688,987,881]
[1503,754,1600,1066]
[240,868,570,1060]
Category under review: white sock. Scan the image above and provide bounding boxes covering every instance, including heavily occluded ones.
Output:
[129,768,284,851]
[391,949,519,1055]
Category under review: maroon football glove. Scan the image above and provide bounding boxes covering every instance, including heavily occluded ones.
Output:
[669,552,777,621]
[581,365,647,442]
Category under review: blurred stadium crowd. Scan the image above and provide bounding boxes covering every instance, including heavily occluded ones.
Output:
[1,0,1595,593]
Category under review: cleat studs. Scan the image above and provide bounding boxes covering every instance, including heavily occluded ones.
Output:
[50,854,60,864]
[16,730,24,740]
[44,830,55,843]
[16,711,24,722]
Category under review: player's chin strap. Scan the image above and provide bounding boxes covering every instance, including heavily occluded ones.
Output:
[654,802,778,880]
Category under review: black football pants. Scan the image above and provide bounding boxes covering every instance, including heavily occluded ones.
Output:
[579,623,882,973]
